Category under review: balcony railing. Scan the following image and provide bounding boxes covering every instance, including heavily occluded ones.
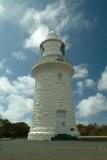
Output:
[32,55,72,68]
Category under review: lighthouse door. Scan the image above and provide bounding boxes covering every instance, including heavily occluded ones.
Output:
[56,110,67,134]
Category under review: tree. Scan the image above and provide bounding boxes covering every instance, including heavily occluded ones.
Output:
[92,125,107,136]
[11,122,30,137]
[0,118,30,138]
[77,123,107,136]
[0,118,12,138]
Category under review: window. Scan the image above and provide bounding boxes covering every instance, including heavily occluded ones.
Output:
[56,110,66,118]
[61,122,65,127]
[70,128,74,131]
[56,55,63,61]
[60,44,65,56]
[57,73,62,81]
[40,45,44,55]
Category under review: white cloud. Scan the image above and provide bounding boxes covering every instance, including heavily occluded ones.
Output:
[20,0,70,33]
[25,118,32,125]
[73,64,88,79]
[0,105,4,115]
[0,58,13,75]
[6,69,13,75]
[22,0,69,49]
[0,76,35,97]
[21,0,96,50]
[0,58,6,69]
[0,77,15,95]
[73,64,90,96]
[0,4,5,16]
[0,2,25,23]
[12,51,26,60]
[0,0,96,51]
[13,76,35,97]
[98,66,107,91]
[77,81,84,88]
[3,95,33,122]
[76,120,90,125]
[75,81,84,95]
[0,75,35,123]
[24,25,49,49]
[74,78,95,95]
[85,79,95,88]
[76,93,107,118]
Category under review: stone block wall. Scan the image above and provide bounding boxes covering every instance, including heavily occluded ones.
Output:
[28,62,79,140]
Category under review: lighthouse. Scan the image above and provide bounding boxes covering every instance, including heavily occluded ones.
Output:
[28,31,80,140]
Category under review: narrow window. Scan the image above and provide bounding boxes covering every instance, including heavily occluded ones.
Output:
[57,73,62,81]
[60,44,65,56]
[40,45,44,55]
[61,122,65,127]
[70,128,74,131]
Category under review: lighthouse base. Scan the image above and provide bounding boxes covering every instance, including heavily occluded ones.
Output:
[28,132,55,140]
[28,130,80,141]
[51,134,79,141]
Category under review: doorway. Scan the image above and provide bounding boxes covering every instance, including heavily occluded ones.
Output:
[56,110,67,134]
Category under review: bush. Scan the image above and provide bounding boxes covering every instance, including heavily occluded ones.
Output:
[77,123,107,136]
[0,118,30,138]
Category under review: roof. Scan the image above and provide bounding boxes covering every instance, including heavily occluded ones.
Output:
[40,31,64,46]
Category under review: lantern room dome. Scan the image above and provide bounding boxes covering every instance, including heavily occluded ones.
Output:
[40,31,64,46]
[46,31,61,40]
[40,31,65,57]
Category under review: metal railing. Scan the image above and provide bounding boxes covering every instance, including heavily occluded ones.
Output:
[33,55,72,67]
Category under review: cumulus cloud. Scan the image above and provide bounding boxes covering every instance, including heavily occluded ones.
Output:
[12,51,26,61]
[84,79,95,88]
[22,0,96,49]
[20,0,70,33]
[0,77,15,95]
[0,59,13,75]
[0,0,97,51]
[0,76,35,97]
[0,105,4,115]
[98,66,107,91]
[75,81,84,95]
[73,64,88,79]
[22,0,70,49]
[76,93,107,118]
[0,75,35,122]
[6,69,13,75]
[73,64,95,96]
[0,2,25,23]
[0,4,5,16]
[74,78,95,95]
[3,95,33,122]
[24,25,49,49]
[0,58,6,69]
[13,76,35,97]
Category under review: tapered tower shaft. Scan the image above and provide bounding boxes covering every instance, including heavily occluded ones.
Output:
[28,31,80,140]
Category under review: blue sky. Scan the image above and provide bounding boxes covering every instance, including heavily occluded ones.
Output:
[0,0,107,125]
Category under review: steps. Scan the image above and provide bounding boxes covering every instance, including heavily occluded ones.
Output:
[51,134,78,141]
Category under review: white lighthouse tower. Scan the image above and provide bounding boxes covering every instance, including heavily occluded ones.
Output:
[28,31,80,140]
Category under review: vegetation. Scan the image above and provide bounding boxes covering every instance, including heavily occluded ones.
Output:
[77,123,107,136]
[0,117,107,138]
[0,118,30,138]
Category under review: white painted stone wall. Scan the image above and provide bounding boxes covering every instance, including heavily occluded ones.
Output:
[28,31,80,140]
[42,40,62,56]
[28,62,79,140]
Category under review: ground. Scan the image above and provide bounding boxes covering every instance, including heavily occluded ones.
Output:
[0,139,107,160]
